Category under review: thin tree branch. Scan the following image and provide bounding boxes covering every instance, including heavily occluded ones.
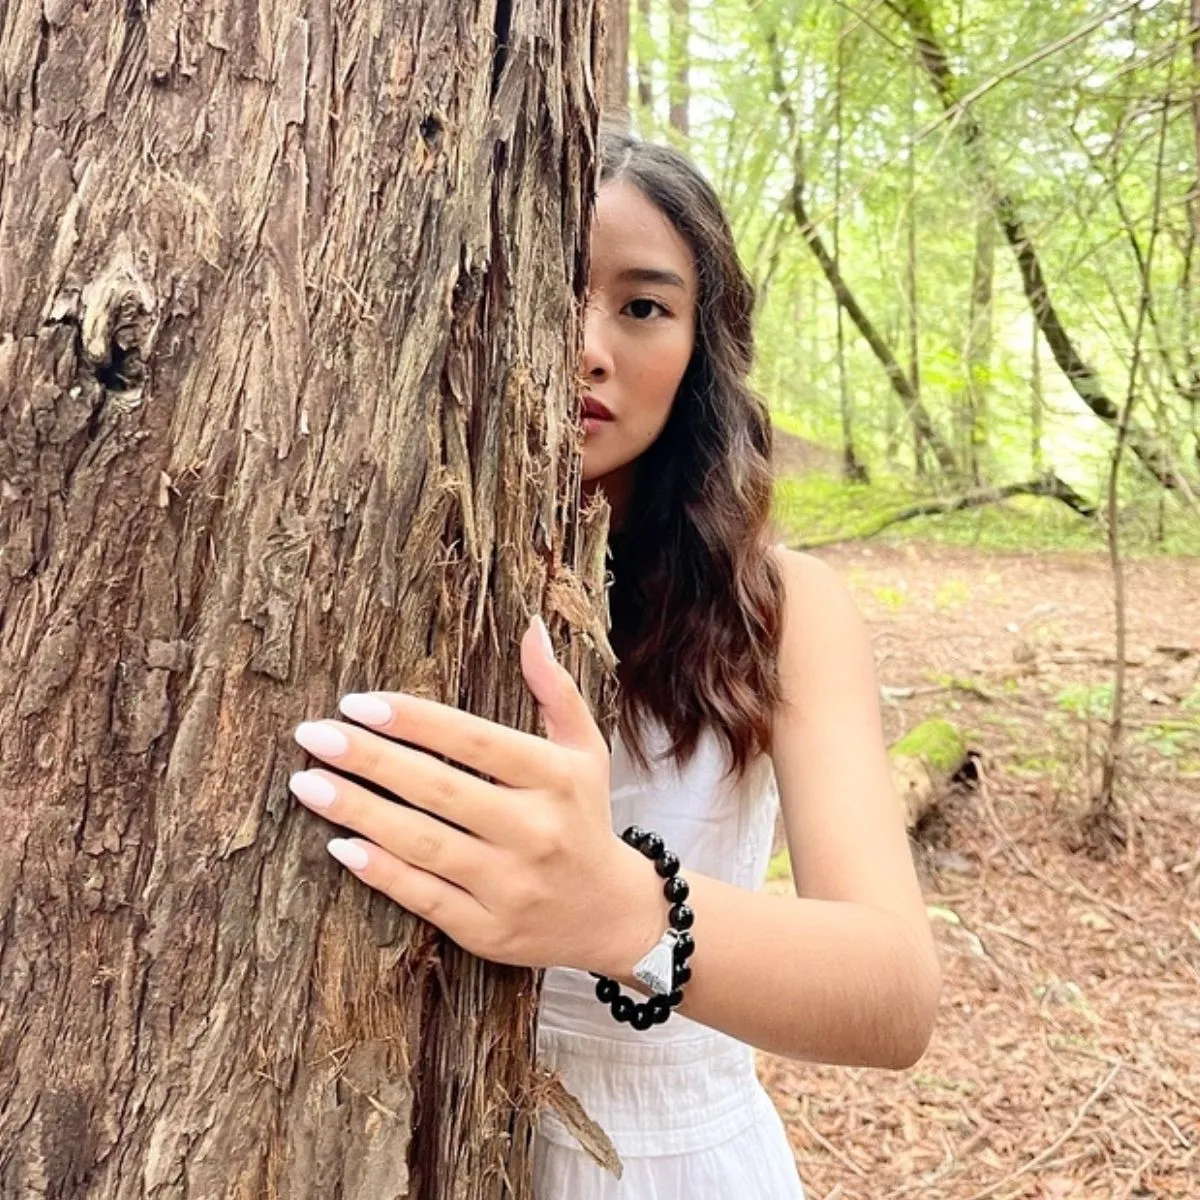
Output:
[790,473,1097,550]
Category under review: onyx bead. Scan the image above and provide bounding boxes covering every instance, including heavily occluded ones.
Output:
[654,849,680,878]
[630,1004,655,1031]
[668,903,694,932]
[640,832,665,860]
[662,874,689,902]
[673,932,695,962]
[674,964,693,987]
[612,995,635,1022]
[648,997,672,1024]
[595,977,620,1004]
[666,988,685,1008]
[622,825,647,848]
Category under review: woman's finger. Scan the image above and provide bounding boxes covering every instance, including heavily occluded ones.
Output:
[326,837,490,948]
[334,690,571,789]
[293,719,510,841]
[290,768,488,890]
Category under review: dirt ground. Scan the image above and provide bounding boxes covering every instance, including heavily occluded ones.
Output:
[757,542,1200,1200]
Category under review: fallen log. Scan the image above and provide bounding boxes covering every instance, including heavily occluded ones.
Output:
[793,472,1096,550]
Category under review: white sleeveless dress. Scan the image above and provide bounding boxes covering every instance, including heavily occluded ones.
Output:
[533,721,806,1198]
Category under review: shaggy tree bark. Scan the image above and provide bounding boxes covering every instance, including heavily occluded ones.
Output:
[0,2,607,1198]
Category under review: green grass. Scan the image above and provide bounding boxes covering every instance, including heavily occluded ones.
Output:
[772,468,1200,557]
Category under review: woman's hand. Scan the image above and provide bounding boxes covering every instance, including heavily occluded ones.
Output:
[288,617,661,978]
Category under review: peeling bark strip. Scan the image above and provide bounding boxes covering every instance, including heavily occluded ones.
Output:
[0,3,606,1198]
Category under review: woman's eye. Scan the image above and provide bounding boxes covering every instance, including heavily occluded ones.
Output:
[625,297,667,320]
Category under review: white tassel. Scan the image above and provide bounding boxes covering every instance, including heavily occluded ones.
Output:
[633,930,679,995]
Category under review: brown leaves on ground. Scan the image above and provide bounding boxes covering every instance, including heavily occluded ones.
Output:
[760,543,1200,1200]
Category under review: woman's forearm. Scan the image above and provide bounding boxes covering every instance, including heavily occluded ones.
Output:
[601,864,941,1068]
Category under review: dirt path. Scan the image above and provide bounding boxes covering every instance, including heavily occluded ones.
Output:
[759,543,1200,1200]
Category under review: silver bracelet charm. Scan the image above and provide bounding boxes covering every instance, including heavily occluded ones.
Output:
[632,928,681,996]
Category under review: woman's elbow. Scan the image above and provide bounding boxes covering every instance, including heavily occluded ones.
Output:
[887,950,942,1070]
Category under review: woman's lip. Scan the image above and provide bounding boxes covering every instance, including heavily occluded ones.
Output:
[581,395,613,420]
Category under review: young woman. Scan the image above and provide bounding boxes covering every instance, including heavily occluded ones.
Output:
[288,130,940,1196]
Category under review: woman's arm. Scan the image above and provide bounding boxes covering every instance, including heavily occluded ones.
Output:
[600,550,941,1067]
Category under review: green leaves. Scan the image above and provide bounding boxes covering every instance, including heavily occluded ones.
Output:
[629,0,1200,502]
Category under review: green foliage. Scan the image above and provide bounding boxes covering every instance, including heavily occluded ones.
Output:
[771,467,1200,557]
[1138,719,1200,759]
[890,718,966,772]
[765,845,793,883]
[1055,681,1114,721]
[629,0,1200,526]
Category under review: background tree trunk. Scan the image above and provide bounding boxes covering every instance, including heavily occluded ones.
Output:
[959,204,995,484]
[905,49,925,478]
[635,0,655,112]
[0,2,606,1198]
[667,0,690,141]
[833,17,866,484]
[603,0,631,116]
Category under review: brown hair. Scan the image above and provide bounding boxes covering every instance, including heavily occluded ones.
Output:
[599,129,784,779]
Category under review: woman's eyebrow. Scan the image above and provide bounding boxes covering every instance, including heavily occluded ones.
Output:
[616,266,688,289]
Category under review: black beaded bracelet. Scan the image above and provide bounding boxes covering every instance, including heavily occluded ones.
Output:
[590,825,695,1031]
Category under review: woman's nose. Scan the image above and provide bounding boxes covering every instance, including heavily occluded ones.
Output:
[581,305,614,381]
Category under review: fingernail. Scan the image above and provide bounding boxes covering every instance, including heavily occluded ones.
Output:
[328,838,369,871]
[294,721,349,759]
[289,770,336,809]
[339,693,393,727]
[533,615,555,662]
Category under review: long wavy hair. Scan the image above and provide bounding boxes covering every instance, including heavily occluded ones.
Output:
[599,129,784,779]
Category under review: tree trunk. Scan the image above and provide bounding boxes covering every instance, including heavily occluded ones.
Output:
[958,204,995,484]
[1183,0,1200,459]
[603,0,631,116]
[0,3,606,1198]
[1031,315,1045,473]
[636,0,655,111]
[667,0,690,141]
[834,12,867,484]
[905,50,924,478]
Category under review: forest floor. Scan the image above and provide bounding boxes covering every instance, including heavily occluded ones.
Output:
[757,541,1200,1200]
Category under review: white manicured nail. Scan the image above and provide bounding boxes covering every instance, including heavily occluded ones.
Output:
[289,771,336,809]
[533,615,554,661]
[328,838,369,871]
[294,721,349,758]
[339,693,393,727]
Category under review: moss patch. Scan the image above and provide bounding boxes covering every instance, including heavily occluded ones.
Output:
[890,718,966,773]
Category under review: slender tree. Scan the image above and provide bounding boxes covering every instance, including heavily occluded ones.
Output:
[0,3,605,1197]
[668,0,691,141]
[904,45,925,476]
[959,203,995,484]
[833,15,867,482]
[636,0,655,111]
[604,0,632,115]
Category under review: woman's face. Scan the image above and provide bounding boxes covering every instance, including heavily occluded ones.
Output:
[580,179,698,519]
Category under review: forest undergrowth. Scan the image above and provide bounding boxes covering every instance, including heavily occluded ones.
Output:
[758,538,1200,1200]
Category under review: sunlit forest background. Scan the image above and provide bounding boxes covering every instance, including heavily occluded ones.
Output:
[624,0,1199,553]
[613,4,1200,1197]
